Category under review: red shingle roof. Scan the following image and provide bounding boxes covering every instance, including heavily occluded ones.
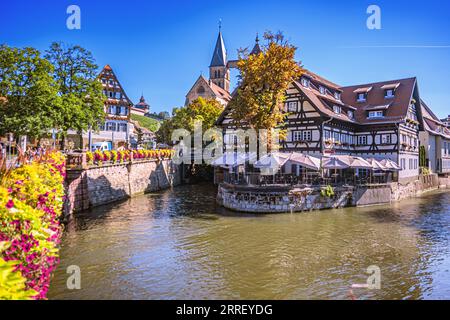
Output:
[341,77,417,124]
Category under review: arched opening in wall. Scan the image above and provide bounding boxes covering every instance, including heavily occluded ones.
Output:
[197,86,205,95]
[218,70,221,78]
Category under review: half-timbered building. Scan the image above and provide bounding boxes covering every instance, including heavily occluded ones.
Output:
[216,70,425,183]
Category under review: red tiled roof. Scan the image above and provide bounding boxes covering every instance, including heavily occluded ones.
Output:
[421,100,450,138]
[216,69,420,128]
[341,77,417,124]
[208,80,232,102]
[303,69,342,91]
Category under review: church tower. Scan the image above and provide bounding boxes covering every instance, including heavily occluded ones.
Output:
[209,26,230,93]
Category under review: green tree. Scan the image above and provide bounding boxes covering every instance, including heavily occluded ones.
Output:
[156,97,223,145]
[44,42,105,148]
[229,31,304,150]
[0,45,61,139]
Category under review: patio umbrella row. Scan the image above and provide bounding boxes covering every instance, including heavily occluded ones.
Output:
[211,151,401,172]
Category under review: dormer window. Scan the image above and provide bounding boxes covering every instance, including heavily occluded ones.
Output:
[333,105,341,114]
[334,92,341,101]
[348,110,354,119]
[385,89,395,98]
[368,111,384,118]
[354,87,372,102]
[301,78,310,88]
[381,83,400,99]
[319,86,325,95]
[357,93,367,102]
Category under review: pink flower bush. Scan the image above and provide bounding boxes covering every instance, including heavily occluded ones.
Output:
[1,152,65,300]
[87,149,174,166]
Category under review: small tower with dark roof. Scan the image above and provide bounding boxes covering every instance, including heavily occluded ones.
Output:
[250,33,262,55]
[134,94,150,114]
[209,22,230,93]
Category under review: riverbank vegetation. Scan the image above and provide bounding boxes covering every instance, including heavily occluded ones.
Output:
[0,152,65,300]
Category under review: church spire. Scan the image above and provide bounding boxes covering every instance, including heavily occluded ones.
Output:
[209,24,227,67]
[250,33,262,55]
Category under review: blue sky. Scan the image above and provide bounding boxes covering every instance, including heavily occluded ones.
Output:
[1,0,450,117]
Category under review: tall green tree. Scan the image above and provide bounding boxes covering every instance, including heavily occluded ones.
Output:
[44,42,105,148]
[156,97,223,145]
[0,45,61,139]
[229,31,304,150]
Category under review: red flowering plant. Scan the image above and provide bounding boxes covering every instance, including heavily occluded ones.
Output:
[0,152,65,300]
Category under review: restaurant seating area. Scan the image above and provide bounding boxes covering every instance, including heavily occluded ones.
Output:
[214,152,400,187]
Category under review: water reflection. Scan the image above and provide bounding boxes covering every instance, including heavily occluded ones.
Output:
[48,185,450,300]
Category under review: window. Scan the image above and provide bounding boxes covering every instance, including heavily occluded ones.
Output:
[225,134,237,145]
[106,122,116,131]
[109,91,114,98]
[401,158,406,170]
[357,136,367,145]
[333,131,340,142]
[292,131,302,141]
[119,123,127,132]
[287,101,298,112]
[197,86,205,94]
[335,92,341,100]
[293,130,312,141]
[301,78,309,87]
[324,130,331,140]
[302,130,312,141]
[108,106,116,114]
[348,110,354,119]
[357,93,366,102]
[385,89,395,98]
[381,134,391,144]
[333,105,341,114]
[319,86,325,95]
[120,107,128,116]
[99,123,106,131]
[368,111,384,118]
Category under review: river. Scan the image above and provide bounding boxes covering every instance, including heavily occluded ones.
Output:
[48,184,450,300]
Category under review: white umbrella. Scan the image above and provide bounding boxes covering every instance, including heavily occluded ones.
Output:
[366,158,387,171]
[288,153,321,171]
[322,156,349,184]
[348,156,373,169]
[322,156,349,169]
[379,159,401,171]
[254,152,291,169]
[212,152,254,167]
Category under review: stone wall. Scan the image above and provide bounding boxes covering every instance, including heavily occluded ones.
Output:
[65,159,180,216]
[390,174,439,201]
[217,184,355,213]
[217,173,445,214]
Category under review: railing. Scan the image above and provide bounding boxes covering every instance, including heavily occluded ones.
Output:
[222,171,392,187]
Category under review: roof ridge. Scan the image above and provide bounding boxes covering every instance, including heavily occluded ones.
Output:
[340,77,417,89]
